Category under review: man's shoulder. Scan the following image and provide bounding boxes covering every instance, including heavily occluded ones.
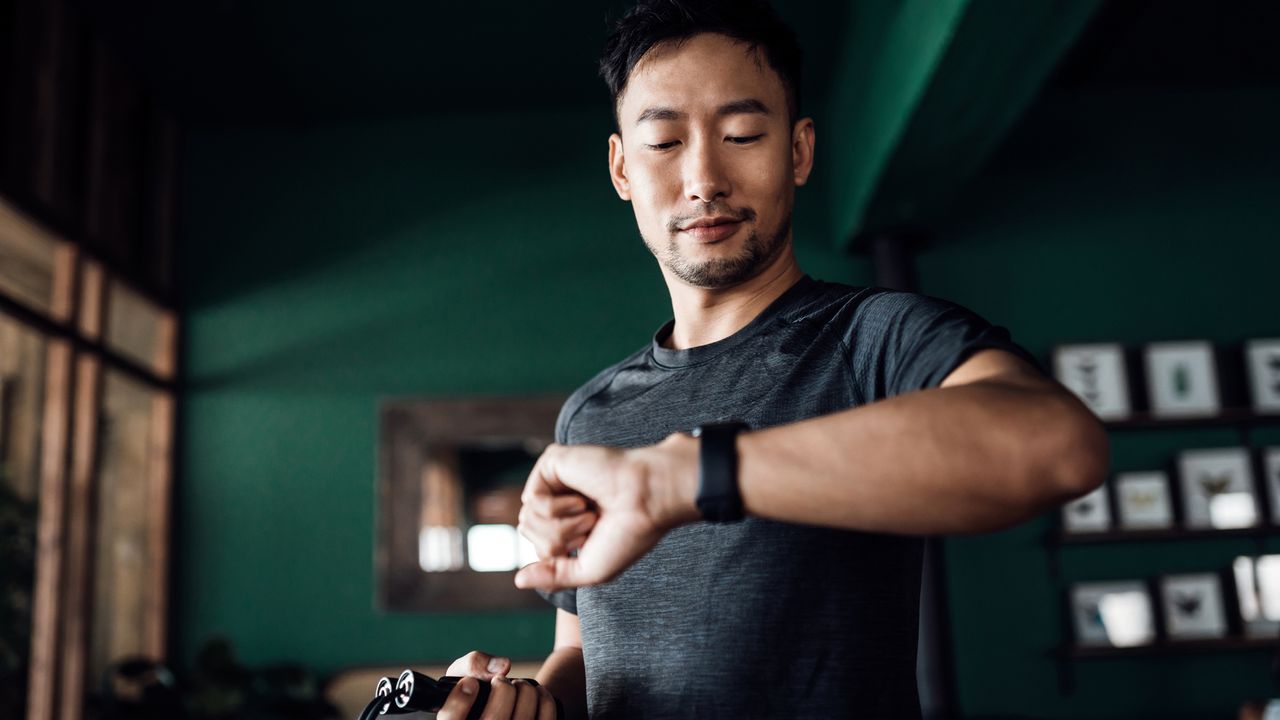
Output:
[779,278,906,326]
[555,343,652,444]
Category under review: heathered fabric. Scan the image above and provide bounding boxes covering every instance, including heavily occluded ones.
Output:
[538,274,1044,719]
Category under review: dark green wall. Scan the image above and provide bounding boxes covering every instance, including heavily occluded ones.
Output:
[175,107,868,675]
[927,87,1280,719]
[178,83,1280,718]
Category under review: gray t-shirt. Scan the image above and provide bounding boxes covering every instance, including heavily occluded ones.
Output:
[539,275,1043,719]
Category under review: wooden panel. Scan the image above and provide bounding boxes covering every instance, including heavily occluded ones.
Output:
[89,371,156,683]
[23,338,71,720]
[0,196,61,315]
[76,260,102,341]
[56,352,100,720]
[57,257,103,720]
[377,397,562,611]
[144,392,173,658]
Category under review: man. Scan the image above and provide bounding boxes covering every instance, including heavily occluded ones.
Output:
[435,1,1108,718]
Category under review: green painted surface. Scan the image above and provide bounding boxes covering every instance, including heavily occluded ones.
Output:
[174,5,1280,717]
[928,87,1280,718]
[826,0,970,244]
[175,108,869,675]
[861,0,1100,236]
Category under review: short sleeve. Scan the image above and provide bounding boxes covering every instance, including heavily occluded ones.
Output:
[533,397,580,614]
[848,289,1045,401]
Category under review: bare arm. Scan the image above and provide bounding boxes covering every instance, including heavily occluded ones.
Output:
[515,349,1110,590]
[534,610,587,720]
[731,348,1110,534]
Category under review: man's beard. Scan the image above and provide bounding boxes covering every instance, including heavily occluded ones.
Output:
[646,206,792,289]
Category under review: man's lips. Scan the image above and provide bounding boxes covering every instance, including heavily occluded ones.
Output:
[677,218,744,243]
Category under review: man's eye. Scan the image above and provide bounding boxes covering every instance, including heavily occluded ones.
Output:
[727,134,765,145]
[645,141,679,151]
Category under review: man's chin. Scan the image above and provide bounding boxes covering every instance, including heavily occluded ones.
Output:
[666,257,761,289]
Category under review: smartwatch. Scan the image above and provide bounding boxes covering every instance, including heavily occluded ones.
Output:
[691,421,749,522]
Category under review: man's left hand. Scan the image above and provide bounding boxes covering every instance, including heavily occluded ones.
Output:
[514,434,700,592]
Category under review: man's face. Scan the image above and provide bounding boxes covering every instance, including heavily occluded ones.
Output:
[608,33,814,289]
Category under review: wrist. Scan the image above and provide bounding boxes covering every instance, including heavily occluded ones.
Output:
[642,432,701,530]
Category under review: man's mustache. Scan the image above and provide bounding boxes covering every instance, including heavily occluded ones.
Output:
[667,204,756,233]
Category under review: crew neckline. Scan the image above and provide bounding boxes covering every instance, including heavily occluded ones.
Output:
[650,274,817,369]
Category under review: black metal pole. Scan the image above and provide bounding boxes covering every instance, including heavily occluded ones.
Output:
[864,230,957,720]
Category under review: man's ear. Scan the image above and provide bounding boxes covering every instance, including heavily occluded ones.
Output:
[791,118,815,187]
[608,133,631,201]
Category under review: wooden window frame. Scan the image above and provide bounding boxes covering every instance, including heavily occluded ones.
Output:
[0,202,178,720]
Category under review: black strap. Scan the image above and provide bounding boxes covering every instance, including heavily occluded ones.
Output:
[694,421,748,522]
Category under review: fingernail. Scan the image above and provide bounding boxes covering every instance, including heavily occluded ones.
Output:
[514,571,527,588]
[460,677,476,696]
[488,657,507,673]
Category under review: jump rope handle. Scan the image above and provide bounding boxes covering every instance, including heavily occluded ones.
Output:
[389,670,563,720]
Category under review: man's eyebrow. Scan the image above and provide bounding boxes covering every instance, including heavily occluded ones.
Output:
[634,98,771,126]
[635,106,684,124]
[716,98,770,117]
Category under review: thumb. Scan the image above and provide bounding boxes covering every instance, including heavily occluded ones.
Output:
[515,556,583,593]
[445,650,510,680]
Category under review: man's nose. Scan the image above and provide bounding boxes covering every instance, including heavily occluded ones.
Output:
[682,138,730,203]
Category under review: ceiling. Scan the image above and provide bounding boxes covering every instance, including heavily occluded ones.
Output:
[1050,0,1280,89]
[73,0,852,124]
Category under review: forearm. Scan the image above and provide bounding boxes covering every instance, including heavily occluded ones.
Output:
[534,647,587,720]
[729,377,1108,535]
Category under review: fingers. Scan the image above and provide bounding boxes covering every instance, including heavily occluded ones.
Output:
[510,679,539,719]
[445,650,510,681]
[518,507,598,558]
[436,676,481,720]
[520,491,591,519]
[480,676,517,720]
[535,683,559,719]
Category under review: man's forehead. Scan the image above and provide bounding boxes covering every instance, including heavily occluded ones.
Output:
[619,33,783,122]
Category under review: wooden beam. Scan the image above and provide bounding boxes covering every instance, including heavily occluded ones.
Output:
[144,391,174,659]
[56,259,105,720]
[24,338,73,720]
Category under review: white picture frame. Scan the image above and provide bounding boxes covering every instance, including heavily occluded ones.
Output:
[1061,482,1111,534]
[1234,555,1280,639]
[1246,339,1280,414]
[1070,580,1157,648]
[1159,572,1229,641]
[1144,340,1221,418]
[1114,471,1174,530]
[1266,447,1280,527]
[1177,447,1260,530]
[1052,343,1131,421]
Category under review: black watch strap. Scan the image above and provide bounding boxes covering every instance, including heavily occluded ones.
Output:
[692,421,749,522]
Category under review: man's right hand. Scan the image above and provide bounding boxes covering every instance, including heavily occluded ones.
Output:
[436,650,561,720]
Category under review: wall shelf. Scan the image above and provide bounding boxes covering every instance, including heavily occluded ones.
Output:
[1055,526,1278,545]
[1102,408,1280,431]
[1055,636,1280,660]
[1045,396,1280,695]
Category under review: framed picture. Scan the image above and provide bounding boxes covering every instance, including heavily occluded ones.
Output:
[1061,482,1111,534]
[1052,343,1132,421]
[1177,447,1260,529]
[1114,471,1174,530]
[1159,572,1229,640]
[1144,341,1221,418]
[1246,339,1280,414]
[1265,447,1280,526]
[1069,580,1157,648]
[1234,555,1280,639]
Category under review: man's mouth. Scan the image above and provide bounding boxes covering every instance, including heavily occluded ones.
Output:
[678,216,744,243]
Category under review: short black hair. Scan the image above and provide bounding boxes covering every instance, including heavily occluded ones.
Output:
[599,0,803,129]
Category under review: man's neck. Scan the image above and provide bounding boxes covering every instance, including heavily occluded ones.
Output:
[660,250,806,350]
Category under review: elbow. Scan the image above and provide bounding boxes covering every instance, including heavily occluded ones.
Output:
[1051,402,1110,500]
